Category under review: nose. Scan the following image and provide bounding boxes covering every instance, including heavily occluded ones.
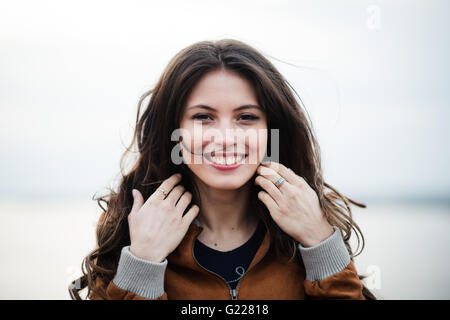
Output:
[206,119,245,153]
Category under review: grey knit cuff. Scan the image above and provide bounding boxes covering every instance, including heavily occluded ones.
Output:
[112,246,168,299]
[298,226,351,281]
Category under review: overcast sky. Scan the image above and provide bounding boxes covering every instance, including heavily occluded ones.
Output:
[0,0,449,202]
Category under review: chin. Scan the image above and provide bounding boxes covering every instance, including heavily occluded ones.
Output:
[197,171,254,191]
[208,181,247,191]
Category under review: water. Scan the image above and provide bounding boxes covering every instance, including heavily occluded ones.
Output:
[0,200,449,299]
[349,201,450,300]
[0,200,100,299]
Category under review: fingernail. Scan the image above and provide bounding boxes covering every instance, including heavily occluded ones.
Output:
[132,189,137,198]
[176,173,182,178]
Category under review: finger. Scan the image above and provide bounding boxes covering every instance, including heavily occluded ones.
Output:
[130,189,144,215]
[150,173,183,201]
[175,191,192,212]
[260,161,302,187]
[182,204,200,228]
[256,165,291,192]
[165,185,185,206]
[255,175,283,204]
[257,190,278,213]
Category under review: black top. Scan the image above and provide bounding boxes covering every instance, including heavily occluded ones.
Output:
[193,219,266,290]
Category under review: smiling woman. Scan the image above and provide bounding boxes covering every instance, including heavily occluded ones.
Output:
[69,39,376,300]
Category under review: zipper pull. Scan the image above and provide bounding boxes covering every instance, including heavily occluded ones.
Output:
[230,288,238,300]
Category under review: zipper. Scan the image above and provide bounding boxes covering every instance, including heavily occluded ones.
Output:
[191,220,271,300]
[193,251,237,300]
[230,288,238,300]
[192,227,236,300]
[232,219,271,300]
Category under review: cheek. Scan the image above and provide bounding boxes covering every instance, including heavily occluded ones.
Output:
[178,123,206,160]
[246,130,267,165]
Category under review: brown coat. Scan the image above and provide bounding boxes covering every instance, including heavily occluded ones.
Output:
[90,217,366,300]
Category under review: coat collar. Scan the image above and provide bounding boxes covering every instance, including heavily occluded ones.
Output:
[167,218,271,272]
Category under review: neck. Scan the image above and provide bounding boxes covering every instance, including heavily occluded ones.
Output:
[194,179,257,236]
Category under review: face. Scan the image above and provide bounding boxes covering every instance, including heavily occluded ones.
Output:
[178,69,268,190]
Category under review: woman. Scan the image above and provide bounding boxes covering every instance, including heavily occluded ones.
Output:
[69,39,376,300]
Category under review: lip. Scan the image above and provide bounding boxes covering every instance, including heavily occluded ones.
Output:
[203,154,247,171]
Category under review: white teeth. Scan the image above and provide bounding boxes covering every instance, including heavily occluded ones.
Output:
[208,155,245,165]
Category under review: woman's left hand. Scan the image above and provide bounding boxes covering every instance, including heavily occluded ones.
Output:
[254,161,334,247]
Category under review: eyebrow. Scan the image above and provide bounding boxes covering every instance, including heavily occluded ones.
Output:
[187,104,262,112]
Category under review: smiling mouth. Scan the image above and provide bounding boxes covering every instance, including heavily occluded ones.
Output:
[203,152,248,166]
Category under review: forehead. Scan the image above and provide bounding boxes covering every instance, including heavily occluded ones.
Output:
[185,69,259,112]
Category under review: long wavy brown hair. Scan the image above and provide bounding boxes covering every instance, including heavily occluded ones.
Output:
[69,38,377,300]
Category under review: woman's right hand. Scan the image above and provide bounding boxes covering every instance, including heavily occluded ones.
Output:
[128,173,199,263]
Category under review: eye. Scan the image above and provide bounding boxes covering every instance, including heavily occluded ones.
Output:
[190,113,260,122]
[239,114,260,121]
[191,114,212,121]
